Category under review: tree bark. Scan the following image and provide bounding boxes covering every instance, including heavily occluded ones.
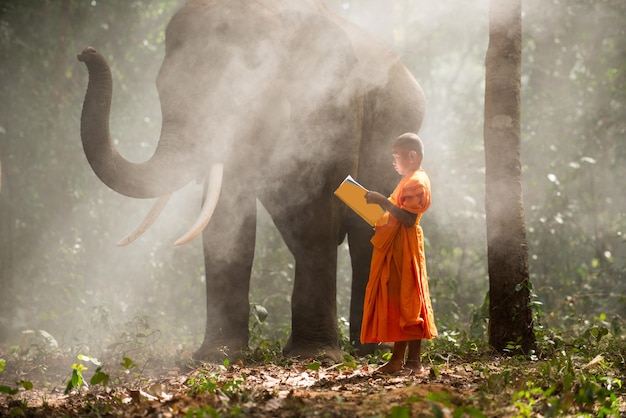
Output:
[484,0,535,354]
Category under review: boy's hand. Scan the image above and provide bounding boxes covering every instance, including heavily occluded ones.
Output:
[365,191,388,206]
[366,191,417,228]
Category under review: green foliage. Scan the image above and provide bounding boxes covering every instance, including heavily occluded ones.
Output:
[0,357,33,397]
[187,373,220,395]
[521,0,626,334]
[341,353,359,370]
[479,320,623,417]
[186,367,248,417]
[248,303,270,349]
[188,372,246,399]
[111,315,161,355]
[65,362,88,395]
[384,391,488,418]
[306,361,321,371]
[185,405,244,418]
[388,405,411,418]
[244,304,290,365]
[119,356,137,374]
[0,380,32,396]
[510,349,623,417]
[185,405,219,417]
[248,207,295,342]
[70,310,163,369]
[425,392,487,418]
[361,347,394,367]
[64,354,110,394]
[90,366,110,387]
[65,354,109,395]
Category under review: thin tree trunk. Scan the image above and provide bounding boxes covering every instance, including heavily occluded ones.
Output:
[0,2,14,343]
[0,156,11,343]
[484,0,535,354]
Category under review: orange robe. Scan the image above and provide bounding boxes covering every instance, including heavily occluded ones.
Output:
[360,169,437,343]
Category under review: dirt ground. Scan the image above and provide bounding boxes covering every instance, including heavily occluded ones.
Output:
[0,351,507,417]
[1,350,624,417]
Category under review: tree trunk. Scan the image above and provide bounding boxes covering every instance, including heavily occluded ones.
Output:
[0,155,12,343]
[483,0,535,354]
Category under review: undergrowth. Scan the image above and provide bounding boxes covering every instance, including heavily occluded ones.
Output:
[1,304,624,417]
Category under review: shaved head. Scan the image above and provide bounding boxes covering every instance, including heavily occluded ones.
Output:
[392,132,424,156]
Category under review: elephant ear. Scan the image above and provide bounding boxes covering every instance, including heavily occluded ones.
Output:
[279,11,358,110]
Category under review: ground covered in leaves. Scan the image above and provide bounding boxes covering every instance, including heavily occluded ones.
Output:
[0,353,494,417]
[1,344,625,417]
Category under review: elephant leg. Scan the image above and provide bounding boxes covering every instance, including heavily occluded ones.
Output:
[193,190,256,362]
[288,242,342,362]
[268,194,343,363]
[346,215,388,356]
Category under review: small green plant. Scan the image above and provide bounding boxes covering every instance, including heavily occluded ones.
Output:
[339,354,358,370]
[387,405,411,418]
[0,356,34,397]
[185,405,220,417]
[337,316,354,353]
[188,373,219,394]
[425,391,487,418]
[120,356,137,374]
[429,327,485,362]
[64,354,109,394]
[190,374,245,399]
[365,348,393,366]
[90,366,110,387]
[0,380,33,396]
[245,305,290,365]
[306,361,321,371]
[512,383,544,417]
[187,367,247,404]
[99,314,161,360]
[185,405,244,417]
[65,362,88,394]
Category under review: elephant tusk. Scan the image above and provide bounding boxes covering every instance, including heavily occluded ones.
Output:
[116,194,172,247]
[173,163,224,246]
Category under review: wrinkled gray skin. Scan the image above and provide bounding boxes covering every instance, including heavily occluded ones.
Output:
[78,0,425,362]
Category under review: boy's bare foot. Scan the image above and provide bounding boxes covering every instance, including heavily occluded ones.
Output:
[405,359,425,374]
[373,359,404,375]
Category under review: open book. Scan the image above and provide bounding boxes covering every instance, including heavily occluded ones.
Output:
[334,175,385,227]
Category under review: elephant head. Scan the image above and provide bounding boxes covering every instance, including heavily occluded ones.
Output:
[78,0,360,246]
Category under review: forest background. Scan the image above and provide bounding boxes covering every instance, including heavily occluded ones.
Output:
[0,0,624,374]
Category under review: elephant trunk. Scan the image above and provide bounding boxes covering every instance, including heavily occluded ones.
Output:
[77,47,200,199]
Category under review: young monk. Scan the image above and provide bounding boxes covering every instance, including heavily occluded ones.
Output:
[361,132,437,376]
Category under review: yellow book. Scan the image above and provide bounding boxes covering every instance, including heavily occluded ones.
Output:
[334,175,385,227]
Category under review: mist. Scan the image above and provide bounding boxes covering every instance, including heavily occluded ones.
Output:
[0,0,624,363]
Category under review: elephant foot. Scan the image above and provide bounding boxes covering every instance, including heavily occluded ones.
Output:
[192,340,247,364]
[283,337,344,364]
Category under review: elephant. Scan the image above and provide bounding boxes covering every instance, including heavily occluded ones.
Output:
[77,0,425,362]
